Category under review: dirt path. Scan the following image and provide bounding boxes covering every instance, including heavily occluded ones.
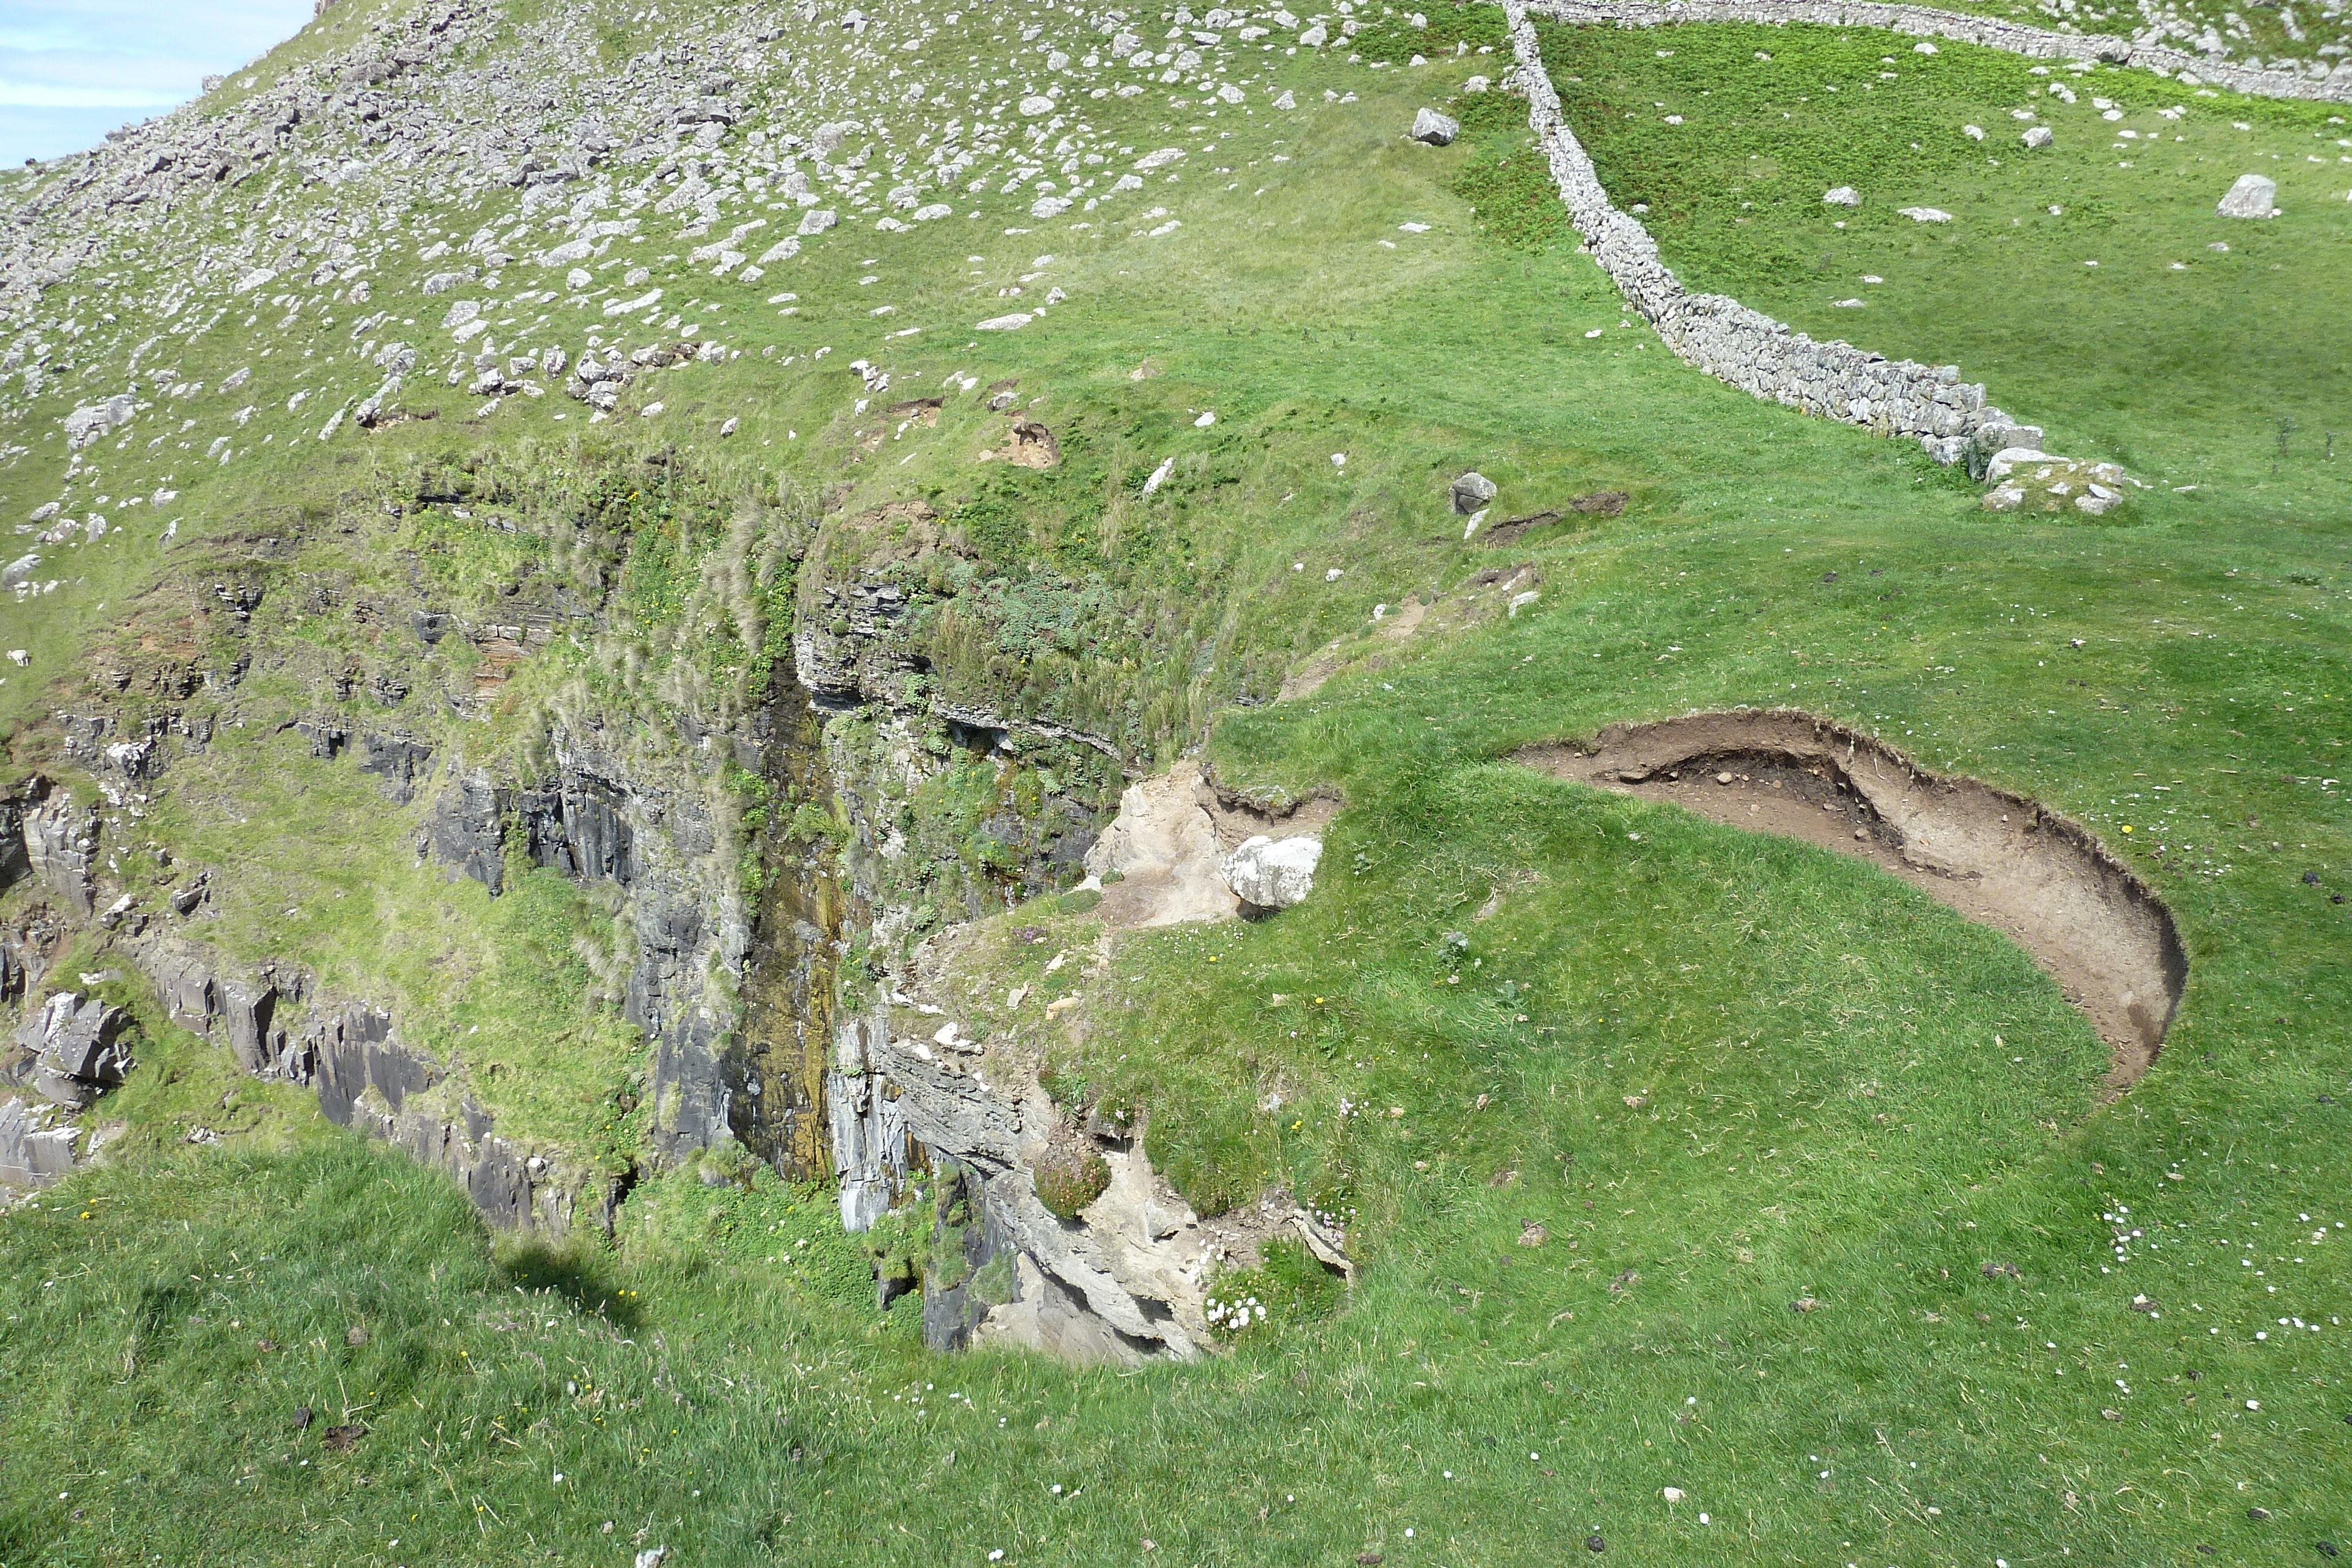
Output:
[1515,709,2186,1090]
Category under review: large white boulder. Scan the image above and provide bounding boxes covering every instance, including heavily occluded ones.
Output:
[1223,835,1323,910]
[2217,173,2277,219]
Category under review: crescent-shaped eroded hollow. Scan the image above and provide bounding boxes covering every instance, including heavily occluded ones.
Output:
[1514,709,2187,1089]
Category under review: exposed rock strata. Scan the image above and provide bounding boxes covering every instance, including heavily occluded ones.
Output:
[131,935,610,1232]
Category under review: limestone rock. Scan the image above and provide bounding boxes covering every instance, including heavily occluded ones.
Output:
[1897,206,1953,223]
[0,1098,78,1190]
[1982,447,2057,484]
[1451,470,1498,514]
[21,783,98,915]
[2217,174,2277,219]
[15,992,132,1108]
[1980,452,2136,515]
[2023,126,2054,149]
[1223,834,1322,911]
[1410,108,1459,146]
[1823,186,1861,207]
[64,395,135,450]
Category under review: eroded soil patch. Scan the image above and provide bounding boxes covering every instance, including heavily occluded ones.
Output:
[1083,761,1341,930]
[1515,708,2185,1088]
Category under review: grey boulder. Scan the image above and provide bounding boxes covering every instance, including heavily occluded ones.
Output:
[1223,835,1323,911]
[14,993,132,1109]
[1451,470,1498,514]
[0,1098,78,1189]
[1410,108,1458,146]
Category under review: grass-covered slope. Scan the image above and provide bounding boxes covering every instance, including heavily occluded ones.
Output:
[0,2,2348,1565]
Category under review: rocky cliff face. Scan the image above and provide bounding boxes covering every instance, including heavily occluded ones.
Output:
[0,0,1337,1358]
[416,721,751,1165]
[814,758,1342,1361]
[132,934,610,1232]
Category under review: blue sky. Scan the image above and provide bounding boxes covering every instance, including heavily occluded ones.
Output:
[0,0,316,166]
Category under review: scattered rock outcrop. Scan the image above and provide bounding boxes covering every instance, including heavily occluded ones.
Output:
[9,992,132,1109]
[0,1096,78,1191]
[1979,450,2137,516]
[131,935,608,1232]
[819,760,1349,1362]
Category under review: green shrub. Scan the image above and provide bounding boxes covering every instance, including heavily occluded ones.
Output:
[1204,1239,1348,1340]
[1032,1139,1111,1219]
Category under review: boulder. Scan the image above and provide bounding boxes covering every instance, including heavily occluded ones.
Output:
[63,395,135,450]
[1222,835,1322,911]
[2022,126,2053,149]
[2217,173,2277,219]
[0,1098,78,1189]
[1823,186,1860,208]
[1410,108,1458,146]
[1451,470,1498,514]
[1982,446,2054,484]
[14,993,132,1108]
[1897,206,1953,223]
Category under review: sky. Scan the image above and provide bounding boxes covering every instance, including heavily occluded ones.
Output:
[0,0,316,167]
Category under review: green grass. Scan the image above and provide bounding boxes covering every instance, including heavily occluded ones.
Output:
[1542,21,2352,506]
[3,14,2351,1568]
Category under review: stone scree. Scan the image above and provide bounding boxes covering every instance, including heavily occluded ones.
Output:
[1501,0,2352,462]
[1525,0,2352,105]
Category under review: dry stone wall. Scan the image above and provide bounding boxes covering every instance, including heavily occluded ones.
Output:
[1504,0,2350,460]
[1503,0,2016,457]
[1526,0,2352,104]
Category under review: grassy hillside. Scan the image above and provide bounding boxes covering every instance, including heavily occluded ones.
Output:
[1,3,2348,1566]
[1544,18,2352,505]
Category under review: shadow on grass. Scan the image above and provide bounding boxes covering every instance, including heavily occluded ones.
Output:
[493,1237,646,1329]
